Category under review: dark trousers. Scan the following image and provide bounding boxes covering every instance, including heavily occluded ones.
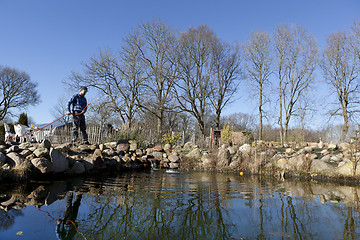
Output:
[72,112,88,142]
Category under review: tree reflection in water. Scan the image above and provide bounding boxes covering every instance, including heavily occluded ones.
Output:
[1,172,360,239]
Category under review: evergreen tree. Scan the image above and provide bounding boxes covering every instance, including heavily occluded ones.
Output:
[18,112,29,126]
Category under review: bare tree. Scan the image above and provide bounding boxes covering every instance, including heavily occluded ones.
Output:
[0,66,40,121]
[68,48,144,129]
[118,30,146,129]
[51,96,71,125]
[243,31,272,141]
[210,40,242,129]
[274,24,318,144]
[133,19,178,137]
[350,20,360,61]
[175,25,216,137]
[321,32,360,142]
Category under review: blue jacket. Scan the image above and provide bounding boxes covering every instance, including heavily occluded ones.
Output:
[67,94,87,113]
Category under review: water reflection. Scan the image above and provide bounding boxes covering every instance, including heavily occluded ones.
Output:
[1,172,360,239]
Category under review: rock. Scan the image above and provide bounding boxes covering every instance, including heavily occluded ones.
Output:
[49,148,69,173]
[202,156,216,168]
[92,149,105,169]
[103,148,115,157]
[169,155,180,163]
[321,149,330,155]
[310,160,335,172]
[31,158,54,173]
[327,143,337,150]
[169,162,179,169]
[129,140,137,151]
[19,142,32,149]
[339,143,350,150]
[304,146,313,153]
[0,152,5,166]
[40,139,51,150]
[105,157,118,166]
[0,145,7,152]
[116,143,130,152]
[183,142,198,151]
[186,148,202,159]
[78,144,96,152]
[336,162,360,176]
[6,152,25,167]
[152,145,163,152]
[19,149,32,158]
[227,146,236,155]
[72,161,85,174]
[217,147,230,168]
[285,148,295,155]
[239,144,252,155]
[229,161,241,169]
[135,149,143,156]
[81,158,94,171]
[321,155,331,162]
[163,144,171,151]
[54,143,72,152]
[306,153,318,160]
[288,154,307,171]
[104,142,117,149]
[152,151,163,159]
[33,148,49,158]
[7,145,20,153]
[99,144,105,151]
[330,155,341,162]
[276,158,288,169]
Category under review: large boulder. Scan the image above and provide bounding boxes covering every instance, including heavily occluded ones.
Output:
[288,154,307,171]
[310,160,335,172]
[40,139,51,150]
[336,162,360,176]
[49,148,69,172]
[239,144,252,155]
[31,158,54,173]
[217,147,231,168]
[33,148,49,158]
[72,161,85,174]
[6,152,26,167]
[0,152,6,166]
[186,148,202,159]
[183,142,197,151]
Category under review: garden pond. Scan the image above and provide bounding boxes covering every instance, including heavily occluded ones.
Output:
[0,170,360,239]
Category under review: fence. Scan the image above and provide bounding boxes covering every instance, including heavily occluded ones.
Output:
[52,124,108,144]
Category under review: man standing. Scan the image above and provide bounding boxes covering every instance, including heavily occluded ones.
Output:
[67,86,89,144]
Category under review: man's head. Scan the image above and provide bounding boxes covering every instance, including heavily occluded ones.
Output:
[80,86,88,96]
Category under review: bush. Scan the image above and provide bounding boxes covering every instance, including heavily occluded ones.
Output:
[161,133,182,145]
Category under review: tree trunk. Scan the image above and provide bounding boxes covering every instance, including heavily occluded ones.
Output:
[341,114,349,142]
[258,88,263,141]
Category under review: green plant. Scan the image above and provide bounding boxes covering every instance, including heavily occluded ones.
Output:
[18,112,29,126]
[161,133,182,145]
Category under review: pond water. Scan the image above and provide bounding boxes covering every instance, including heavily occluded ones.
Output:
[1,170,360,240]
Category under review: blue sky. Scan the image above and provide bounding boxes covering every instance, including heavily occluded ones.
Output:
[0,0,359,126]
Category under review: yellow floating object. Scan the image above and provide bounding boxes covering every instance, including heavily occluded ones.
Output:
[239,172,243,176]
[16,231,23,235]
